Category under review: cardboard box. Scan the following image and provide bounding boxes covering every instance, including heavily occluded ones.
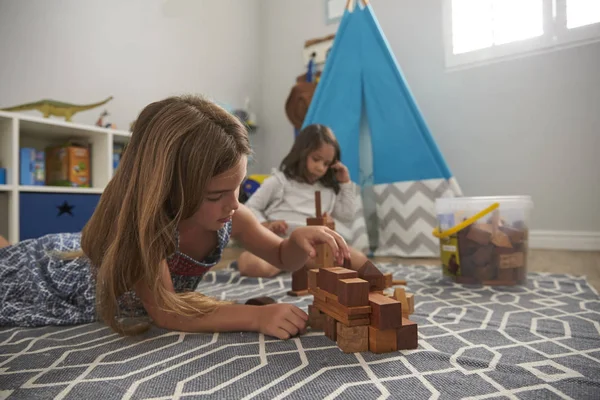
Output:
[45,144,90,187]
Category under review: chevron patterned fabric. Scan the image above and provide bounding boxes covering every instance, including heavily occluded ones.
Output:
[332,184,370,253]
[1,264,599,399]
[373,177,462,258]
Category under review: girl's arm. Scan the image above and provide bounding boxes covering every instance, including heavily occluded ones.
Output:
[244,174,281,223]
[331,181,356,222]
[134,261,308,338]
[232,204,349,271]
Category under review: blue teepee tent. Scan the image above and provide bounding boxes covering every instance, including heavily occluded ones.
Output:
[302,0,461,257]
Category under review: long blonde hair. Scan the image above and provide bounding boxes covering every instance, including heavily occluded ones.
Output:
[81,95,251,335]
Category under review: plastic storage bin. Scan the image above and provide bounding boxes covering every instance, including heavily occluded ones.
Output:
[433,196,533,285]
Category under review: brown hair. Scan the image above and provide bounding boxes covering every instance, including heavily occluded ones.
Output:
[280,124,341,193]
[81,94,251,335]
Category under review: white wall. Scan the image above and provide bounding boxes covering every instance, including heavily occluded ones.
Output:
[1,0,598,236]
[258,0,600,234]
[0,0,263,171]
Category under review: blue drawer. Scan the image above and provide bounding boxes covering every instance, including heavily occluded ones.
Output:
[20,192,101,240]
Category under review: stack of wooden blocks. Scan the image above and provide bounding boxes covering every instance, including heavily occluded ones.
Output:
[289,191,418,354]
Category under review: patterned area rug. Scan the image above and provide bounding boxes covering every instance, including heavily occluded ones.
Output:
[1,264,599,400]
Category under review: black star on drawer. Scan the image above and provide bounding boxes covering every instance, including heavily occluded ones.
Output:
[57,201,75,217]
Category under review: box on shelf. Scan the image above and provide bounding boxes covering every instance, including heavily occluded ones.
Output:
[45,142,91,187]
[434,196,533,286]
[113,143,125,174]
[0,167,5,185]
[34,151,45,185]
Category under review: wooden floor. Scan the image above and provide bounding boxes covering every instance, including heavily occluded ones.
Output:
[217,248,600,292]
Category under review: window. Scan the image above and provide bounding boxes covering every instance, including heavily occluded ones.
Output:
[443,0,600,69]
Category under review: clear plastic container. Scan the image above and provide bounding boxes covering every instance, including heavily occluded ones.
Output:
[434,196,534,285]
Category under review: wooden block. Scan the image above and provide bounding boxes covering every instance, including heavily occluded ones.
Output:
[498,252,524,269]
[474,264,495,281]
[397,318,418,350]
[308,304,325,330]
[337,322,368,338]
[308,269,319,290]
[369,326,398,353]
[402,293,415,317]
[466,225,492,245]
[472,245,495,267]
[337,323,368,353]
[314,243,335,268]
[291,266,308,291]
[497,267,515,282]
[491,230,513,248]
[308,287,327,301]
[287,289,310,297]
[324,295,371,315]
[499,226,526,244]
[306,217,326,226]
[384,273,393,288]
[338,278,369,307]
[393,287,406,302]
[245,296,276,306]
[324,314,336,341]
[357,260,385,291]
[369,293,402,330]
[314,299,370,326]
[310,286,337,301]
[395,288,413,317]
[315,190,322,217]
[317,267,358,295]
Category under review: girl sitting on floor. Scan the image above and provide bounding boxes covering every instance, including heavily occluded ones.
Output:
[0,95,350,340]
[238,124,368,278]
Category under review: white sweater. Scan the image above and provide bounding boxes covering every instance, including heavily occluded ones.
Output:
[245,170,356,233]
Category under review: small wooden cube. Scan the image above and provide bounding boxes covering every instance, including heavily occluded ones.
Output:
[290,266,308,291]
[324,314,337,341]
[315,243,335,268]
[384,273,393,288]
[369,293,402,330]
[466,225,492,245]
[396,318,418,350]
[338,278,369,307]
[369,326,397,353]
[308,269,319,290]
[308,304,325,330]
[337,323,368,353]
[318,267,358,295]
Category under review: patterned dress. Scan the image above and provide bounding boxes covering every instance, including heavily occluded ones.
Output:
[0,221,232,327]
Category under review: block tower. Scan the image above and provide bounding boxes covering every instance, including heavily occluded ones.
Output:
[293,191,419,353]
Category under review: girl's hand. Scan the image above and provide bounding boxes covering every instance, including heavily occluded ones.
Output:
[330,161,350,183]
[269,220,288,235]
[289,226,350,265]
[257,304,308,339]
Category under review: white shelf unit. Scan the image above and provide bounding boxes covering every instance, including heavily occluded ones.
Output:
[0,110,131,243]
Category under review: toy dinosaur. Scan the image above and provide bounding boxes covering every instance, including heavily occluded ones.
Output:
[1,96,113,122]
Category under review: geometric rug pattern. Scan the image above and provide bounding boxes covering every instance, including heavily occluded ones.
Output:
[1,264,599,399]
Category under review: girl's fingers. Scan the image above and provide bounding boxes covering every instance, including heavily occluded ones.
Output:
[317,230,340,260]
[298,240,317,258]
[274,327,291,340]
[280,320,300,337]
[290,306,309,321]
[326,228,350,259]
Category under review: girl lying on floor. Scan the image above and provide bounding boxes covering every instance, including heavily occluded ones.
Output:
[0,95,350,340]
[237,124,368,278]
